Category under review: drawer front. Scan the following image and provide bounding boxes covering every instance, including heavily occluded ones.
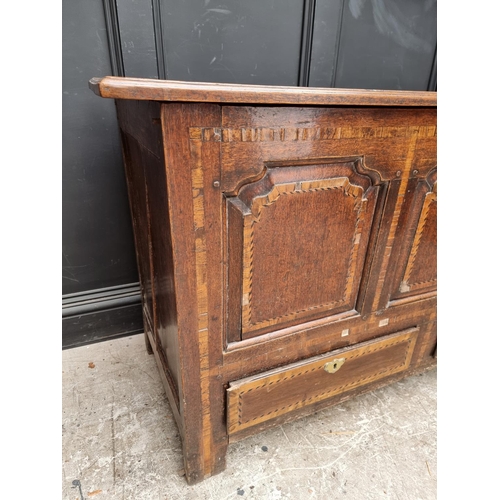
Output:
[227,327,418,435]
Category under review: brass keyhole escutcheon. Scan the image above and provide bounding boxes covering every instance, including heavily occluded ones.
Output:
[324,358,346,374]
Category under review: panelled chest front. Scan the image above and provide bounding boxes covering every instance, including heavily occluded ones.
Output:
[90,77,437,484]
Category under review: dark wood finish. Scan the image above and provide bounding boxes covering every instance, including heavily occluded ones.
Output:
[219,106,436,192]
[226,159,380,339]
[160,103,228,483]
[222,296,436,381]
[91,76,437,484]
[118,100,182,407]
[227,328,418,435]
[227,356,437,444]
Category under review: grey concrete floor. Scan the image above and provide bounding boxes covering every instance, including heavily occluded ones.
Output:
[62,334,436,500]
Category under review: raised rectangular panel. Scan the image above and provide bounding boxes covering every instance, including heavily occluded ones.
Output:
[225,158,382,340]
[389,169,437,304]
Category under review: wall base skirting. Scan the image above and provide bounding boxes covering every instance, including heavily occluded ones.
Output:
[62,283,143,349]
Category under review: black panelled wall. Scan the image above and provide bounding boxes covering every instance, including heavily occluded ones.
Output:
[62,0,437,348]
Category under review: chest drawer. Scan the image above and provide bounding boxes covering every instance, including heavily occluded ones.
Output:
[227,327,418,435]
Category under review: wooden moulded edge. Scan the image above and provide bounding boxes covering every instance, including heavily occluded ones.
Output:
[89,76,437,107]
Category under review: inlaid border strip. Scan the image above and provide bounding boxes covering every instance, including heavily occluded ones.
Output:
[188,135,213,476]
[228,328,418,434]
[191,125,437,143]
[400,182,437,292]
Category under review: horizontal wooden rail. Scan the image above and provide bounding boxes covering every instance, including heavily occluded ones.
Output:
[89,76,437,107]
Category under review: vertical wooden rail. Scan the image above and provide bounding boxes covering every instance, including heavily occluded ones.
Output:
[161,103,226,483]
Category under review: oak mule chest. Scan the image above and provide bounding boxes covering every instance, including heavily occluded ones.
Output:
[90,77,437,484]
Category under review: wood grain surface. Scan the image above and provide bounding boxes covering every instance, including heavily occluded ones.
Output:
[95,77,437,483]
[89,76,437,106]
[227,328,418,434]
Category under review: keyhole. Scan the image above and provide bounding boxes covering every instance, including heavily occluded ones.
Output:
[324,358,345,373]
